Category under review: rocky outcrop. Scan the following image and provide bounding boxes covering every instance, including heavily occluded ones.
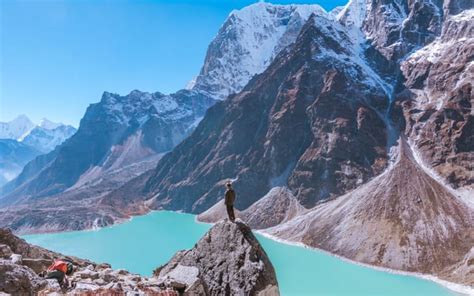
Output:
[266,137,474,285]
[0,260,47,295]
[0,221,279,295]
[399,8,474,191]
[155,220,279,295]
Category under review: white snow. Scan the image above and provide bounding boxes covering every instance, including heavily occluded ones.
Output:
[192,2,327,100]
[0,115,35,140]
[0,115,76,153]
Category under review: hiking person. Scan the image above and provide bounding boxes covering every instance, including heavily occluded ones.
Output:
[225,181,236,222]
[44,259,74,289]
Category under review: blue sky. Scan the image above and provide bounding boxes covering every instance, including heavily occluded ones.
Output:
[1,0,347,127]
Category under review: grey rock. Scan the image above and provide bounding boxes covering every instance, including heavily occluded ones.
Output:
[0,244,12,258]
[0,259,46,294]
[22,258,52,274]
[157,220,279,296]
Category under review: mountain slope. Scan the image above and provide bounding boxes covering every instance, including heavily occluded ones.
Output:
[20,124,77,153]
[399,9,474,191]
[0,90,214,205]
[135,10,392,213]
[191,2,327,100]
[266,137,474,285]
[0,140,41,187]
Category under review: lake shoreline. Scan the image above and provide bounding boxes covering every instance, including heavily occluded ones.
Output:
[254,230,473,296]
[22,210,472,296]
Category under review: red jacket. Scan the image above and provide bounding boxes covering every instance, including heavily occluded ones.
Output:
[47,260,68,273]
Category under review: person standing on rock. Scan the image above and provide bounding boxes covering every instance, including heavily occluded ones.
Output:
[225,181,236,222]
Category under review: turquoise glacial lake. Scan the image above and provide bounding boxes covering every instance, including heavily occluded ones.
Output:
[24,211,456,296]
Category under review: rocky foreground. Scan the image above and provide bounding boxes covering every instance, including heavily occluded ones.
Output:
[0,220,279,295]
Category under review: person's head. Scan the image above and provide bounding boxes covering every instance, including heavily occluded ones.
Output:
[226,181,232,189]
[66,262,74,275]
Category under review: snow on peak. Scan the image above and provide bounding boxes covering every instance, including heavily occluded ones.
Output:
[38,118,62,130]
[0,115,35,140]
[337,0,368,28]
[192,2,327,100]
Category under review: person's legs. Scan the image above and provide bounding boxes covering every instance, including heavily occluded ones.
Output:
[46,270,65,285]
[226,204,235,222]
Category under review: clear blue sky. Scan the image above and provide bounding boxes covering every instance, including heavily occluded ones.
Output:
[1,0,347,127]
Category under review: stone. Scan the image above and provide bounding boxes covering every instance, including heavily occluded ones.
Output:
[0,244,12,259]
[0,259,46,294]
[10,253,22,264]
[157,220,279,295]
[22,258,53,274]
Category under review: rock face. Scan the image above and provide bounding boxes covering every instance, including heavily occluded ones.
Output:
[191,2,327,100]
[267,137,474,285]
[399,9,474,190]
[0,220,279,295]
[0,90,214,206]
[156,220,279,296]
[0,260,47,295]
[139,8,392,213]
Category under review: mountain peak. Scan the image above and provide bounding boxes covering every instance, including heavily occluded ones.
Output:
[191,3,328,100]
[38,118,62,130]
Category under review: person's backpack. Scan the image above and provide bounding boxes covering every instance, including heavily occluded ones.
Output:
[48,260,68,273]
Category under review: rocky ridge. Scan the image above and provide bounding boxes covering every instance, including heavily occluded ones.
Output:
[0,220,279,295]
[191,2,328,100]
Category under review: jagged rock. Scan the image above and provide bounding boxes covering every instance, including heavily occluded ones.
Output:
[0,228,91,267]
[0,244,12,258]
[399,9,474,190]
[22,258,53,274]
[157,220,279,296]
[10,253,22,264]
[0,260,46,294]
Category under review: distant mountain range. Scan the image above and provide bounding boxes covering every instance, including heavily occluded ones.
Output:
[0,115,76,186]
[0,3,323,207]
[0,0,473,289]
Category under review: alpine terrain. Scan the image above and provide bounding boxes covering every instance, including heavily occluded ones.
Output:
[0,3,334,232]
[1,0,473,290]
[117,0,474,288]
[0,116,76,186]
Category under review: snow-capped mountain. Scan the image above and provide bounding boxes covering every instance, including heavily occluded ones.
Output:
[1,0,473,288]
[100,0,473,287]
[20,123,77,153]
[0,115,77,153]
[0,90,214,204]
[0,115,35,140]
[191,2,328,100]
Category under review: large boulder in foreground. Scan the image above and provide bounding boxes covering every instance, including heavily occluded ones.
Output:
[156,220,280,296]
[0,259,47,294]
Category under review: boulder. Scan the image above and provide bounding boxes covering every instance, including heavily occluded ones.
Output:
[0,259,46,294]
[156,220,279,296]
[22,258,53,274]
[0,244,12,259]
